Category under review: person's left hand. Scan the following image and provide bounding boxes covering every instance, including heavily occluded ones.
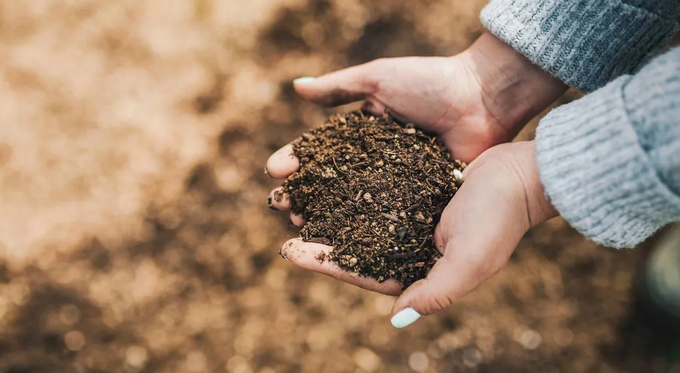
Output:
[282,33,566,163]
[268,140,557,327]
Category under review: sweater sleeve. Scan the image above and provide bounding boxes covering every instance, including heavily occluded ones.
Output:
[535,47,680,248]
[480,0,680,92]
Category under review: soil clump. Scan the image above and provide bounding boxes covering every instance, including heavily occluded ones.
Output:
[282,111,465,287]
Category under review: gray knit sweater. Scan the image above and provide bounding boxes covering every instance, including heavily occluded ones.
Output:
[481,0,680,248]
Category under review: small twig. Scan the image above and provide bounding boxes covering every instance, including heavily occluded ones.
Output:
[380,213,400,222]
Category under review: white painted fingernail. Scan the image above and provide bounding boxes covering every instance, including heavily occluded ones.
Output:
[293,77,315,84]
[391,307,421,328]
[453,169,463,181]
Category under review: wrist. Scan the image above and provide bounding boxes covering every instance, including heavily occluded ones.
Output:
[516,141,558,227]
[459,32,568,136]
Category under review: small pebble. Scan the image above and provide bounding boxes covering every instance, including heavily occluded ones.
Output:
[353,348,381,372]
[403,128,416,135]
[349,257,358,267]
[453,169,463,181]
[408,352,429,372]
[520,330,542,350]
[64,330,86,351]
[126,345,148,368]
[59,304,81,326]
[322,168,337,178]
[462,348,482,367]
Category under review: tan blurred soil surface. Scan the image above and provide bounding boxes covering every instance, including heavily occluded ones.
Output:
[0,1,676,372]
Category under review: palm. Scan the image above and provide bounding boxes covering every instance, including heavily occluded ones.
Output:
[294,56,511,162]
[269,142,539,299]
[374,58,513,161]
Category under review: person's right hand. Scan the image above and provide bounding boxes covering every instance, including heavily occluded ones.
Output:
[270,141,558,327]
[290,32,567,163]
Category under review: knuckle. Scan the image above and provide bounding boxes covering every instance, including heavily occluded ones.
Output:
[414,278,455,315]
[364,59,390,91]
[422,293,454,315]
[368,58,387,68]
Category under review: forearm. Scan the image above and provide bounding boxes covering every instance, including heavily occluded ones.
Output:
[535,47,680,248]
[459,32,568,137]
[481,0,680,93]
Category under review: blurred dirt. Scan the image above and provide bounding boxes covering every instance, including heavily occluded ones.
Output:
[0,1,677,372]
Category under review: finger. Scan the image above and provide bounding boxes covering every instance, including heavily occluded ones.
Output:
[384,107,411,124]
[266,144,299,179]
[290,213,304,227]
[390,254,471,328]
[361,101,413,130]
[361,100,386,117]
[267,187,291,211]
[280,238,402,296]
[293,61,382,107]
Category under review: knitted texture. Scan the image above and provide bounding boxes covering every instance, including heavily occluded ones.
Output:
[481,0,680,92]
[623,50,680,197]
[535,48,680,248]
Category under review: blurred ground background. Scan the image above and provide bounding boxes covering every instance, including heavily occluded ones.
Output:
[0,0,678,372]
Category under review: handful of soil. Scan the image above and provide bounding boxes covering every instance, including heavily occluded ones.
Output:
[282,112,465,288]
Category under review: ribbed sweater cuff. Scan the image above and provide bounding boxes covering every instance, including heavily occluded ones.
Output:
[535,77,680,248]
[481,0,679,93]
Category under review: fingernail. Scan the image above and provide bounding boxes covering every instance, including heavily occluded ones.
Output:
[293,77,315,84]
[267,196,278,210]
[391,307,421,328]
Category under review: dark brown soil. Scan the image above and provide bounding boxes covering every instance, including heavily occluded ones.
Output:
[282,111,465,287]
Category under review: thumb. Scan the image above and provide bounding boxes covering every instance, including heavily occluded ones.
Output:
[389,251,474,328]
[389,206,521,328]
[293,60,382,107]
[388,161,529,328]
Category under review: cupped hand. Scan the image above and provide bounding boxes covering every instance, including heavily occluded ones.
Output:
[291,32,566,162]
[268,140,557,327]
